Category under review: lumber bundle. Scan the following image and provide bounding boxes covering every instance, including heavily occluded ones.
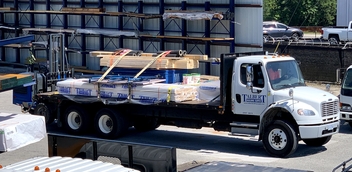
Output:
[89,50,207,69]
[102,56,199,69]
[62,7,106,13]
[0,73,32,91]
[0,7,16,11]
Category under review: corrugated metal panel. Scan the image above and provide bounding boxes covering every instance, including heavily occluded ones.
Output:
[337,0,351,26]
[235,5,263,52]
[0,156,139,172]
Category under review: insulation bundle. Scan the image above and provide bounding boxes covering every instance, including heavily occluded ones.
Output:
[197,80,220,101]
[56,79,198,103]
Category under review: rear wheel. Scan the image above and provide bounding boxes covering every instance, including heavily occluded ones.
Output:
[302,136,332,146]
[262,120,298,158]
[328,36,339,45]
[63,105,90,135]
[33,103,54,125]
[94,108,128,139]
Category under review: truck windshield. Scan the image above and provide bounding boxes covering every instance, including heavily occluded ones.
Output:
[266,60,305,90]
[341,69,352,96]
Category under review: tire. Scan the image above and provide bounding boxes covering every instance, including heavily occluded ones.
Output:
[94,108,128,139]
[328,36,339,45]
[291,33,300,42]
[63,105,90,135]
[263,35,269,43]
[302,136,332,147]
[262,120,298,158]
[33,103,54,125]
[134,118,160,131]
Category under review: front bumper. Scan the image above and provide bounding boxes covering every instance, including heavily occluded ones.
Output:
[341,111,352,121]
[299,120,339,139]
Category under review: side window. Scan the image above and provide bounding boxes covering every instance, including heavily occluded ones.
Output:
[277,24,287,29]
[240,63,264,88]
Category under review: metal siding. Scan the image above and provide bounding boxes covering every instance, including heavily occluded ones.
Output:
[124,39,139,50]
[235,6,263,52]
[143,41,160,52]
[103,37,120,50]
[337,0,351,26]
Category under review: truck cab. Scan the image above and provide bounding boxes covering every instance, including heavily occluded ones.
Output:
[340,65,352,128]
[233,54,339,156]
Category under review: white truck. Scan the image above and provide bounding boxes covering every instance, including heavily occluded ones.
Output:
[339,65,352,128]
[321,21,352,45]
[15,51,340,158]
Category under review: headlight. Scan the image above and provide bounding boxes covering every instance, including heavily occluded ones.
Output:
[341,105,352,111]
[297,109,315,116]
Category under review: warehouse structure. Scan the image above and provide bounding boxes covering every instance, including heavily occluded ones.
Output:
[0,0,263,75]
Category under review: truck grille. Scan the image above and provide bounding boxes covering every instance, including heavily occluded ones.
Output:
[321,100,339,117]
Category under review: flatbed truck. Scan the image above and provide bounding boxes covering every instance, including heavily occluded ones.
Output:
[14,52,340,158]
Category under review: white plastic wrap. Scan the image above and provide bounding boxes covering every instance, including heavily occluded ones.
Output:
[76,28,137,37]
[163,11,223,20]
[56,79,198,103]
[197,80,220,102]
[0,113,46,152]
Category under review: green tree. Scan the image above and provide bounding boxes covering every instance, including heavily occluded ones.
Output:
[263,0,336,26]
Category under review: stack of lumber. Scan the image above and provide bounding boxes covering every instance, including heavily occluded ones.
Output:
[62,7,106,13]
[89,50,208,69]
[0,73,32,91]
[56,78,198,103]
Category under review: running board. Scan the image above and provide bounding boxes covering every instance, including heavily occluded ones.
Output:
[230,122,259,136]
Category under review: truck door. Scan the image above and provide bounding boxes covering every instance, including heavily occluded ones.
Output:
[348,22,352,41]
[233,63,269,115]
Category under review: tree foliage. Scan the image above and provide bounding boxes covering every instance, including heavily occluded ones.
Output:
[263,0,336,26]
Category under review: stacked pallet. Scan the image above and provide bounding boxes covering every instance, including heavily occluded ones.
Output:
[89,50,207,69]
[0,73,32,91]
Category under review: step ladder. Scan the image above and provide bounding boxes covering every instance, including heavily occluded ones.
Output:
[229,122,259,137]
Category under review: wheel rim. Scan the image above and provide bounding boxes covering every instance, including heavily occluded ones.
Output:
[268,128,287,150]
[67,111,81,130]
[329,38,338,45]
[263,35,268,43]
[292,33,299,41]
[98,114,113,134]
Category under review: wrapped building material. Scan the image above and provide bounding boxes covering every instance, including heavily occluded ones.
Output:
[56,79,198,103]
[197,80,220,102]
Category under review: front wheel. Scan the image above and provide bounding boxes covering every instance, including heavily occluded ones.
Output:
[302,136,332,146]
[262,120,298,158]
[291,33,300,42]
[94,108,128,139]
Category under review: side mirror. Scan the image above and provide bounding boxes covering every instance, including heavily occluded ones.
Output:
[246,65,253,90]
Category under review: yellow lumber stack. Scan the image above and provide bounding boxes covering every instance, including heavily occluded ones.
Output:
[89,50,207,69]
[0,73,32,91]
